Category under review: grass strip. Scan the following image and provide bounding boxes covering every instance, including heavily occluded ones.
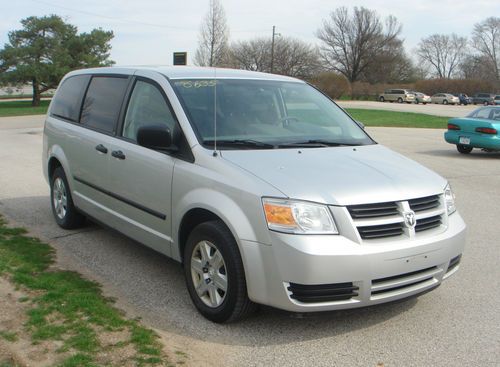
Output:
[0,215,172,366]
[0,100,50,117]
[345,108,451,128]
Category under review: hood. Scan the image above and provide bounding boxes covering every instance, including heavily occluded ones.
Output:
[220,144,446,206]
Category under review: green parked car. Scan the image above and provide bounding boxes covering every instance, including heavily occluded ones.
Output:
[445,106,500,154]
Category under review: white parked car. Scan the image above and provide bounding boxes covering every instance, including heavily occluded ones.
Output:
[431,93,460,105]
[412,91,432,105]
[43,66,466,322]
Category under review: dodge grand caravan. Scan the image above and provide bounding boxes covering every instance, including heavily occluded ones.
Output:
[43,67,466,322]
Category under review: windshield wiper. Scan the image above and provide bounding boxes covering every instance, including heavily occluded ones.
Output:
[203,139,276,149]
[278,140,359,148]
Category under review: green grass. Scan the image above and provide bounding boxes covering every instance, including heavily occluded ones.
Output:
[0,100,50,117]
[345,108,450,129]
[0,215,172,366]
[0,331,18,342]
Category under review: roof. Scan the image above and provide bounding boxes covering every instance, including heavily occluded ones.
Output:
[67,65,303,83]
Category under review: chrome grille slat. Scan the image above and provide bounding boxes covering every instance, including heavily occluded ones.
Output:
[409,195,440,212]
[415,215,441,232]
[347,202,399,219]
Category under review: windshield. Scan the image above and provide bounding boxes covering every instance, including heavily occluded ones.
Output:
[171,79,374,149]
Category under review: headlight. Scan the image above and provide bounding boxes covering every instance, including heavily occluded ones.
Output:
[444,183,456,215]
[262,198,338,234]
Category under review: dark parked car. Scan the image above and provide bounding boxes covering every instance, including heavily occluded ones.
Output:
[472,93,495,106]
[454,93,472,105]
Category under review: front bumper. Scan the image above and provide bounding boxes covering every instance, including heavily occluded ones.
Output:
[241,213,466,312]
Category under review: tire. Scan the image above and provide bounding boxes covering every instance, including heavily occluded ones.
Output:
[456,145,473,154]
[443,100,448,105]
[484,101,489,106]
[379,96,385,102]
[50,166,86,229]
[184,220,256,323]
[397,97,403,103]
[423,102,427,105]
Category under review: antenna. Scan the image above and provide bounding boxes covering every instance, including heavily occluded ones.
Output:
[212,66,218,157]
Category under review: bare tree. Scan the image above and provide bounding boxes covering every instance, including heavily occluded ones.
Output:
[193,0,229,67]
[416,34,468,79]
[316,6,402,83]
[229,36,322,78]
[471,17,500,81]
[362,38,416,83]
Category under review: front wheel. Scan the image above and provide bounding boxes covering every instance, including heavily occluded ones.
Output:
[379,96,385,102]
[443,100,448,105]
[184,221,256,323]
[457,145,473,154]
[50,167,86,229]
[397,97,403,103]
[484,101,489,106]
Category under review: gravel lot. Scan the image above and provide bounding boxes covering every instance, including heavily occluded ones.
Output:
[0,115,499,367]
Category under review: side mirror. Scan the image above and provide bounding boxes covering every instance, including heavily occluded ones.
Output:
[137,125,175,152]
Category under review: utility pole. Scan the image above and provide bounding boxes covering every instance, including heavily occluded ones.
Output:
[270,25,281,74]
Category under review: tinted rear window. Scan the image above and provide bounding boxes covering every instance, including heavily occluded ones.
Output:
[51,75,90,122]
[81,76,129,133]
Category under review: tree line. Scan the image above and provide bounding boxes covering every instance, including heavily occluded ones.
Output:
[194,1,500,90]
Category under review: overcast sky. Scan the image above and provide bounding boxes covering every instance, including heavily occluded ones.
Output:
[2,0,499,66]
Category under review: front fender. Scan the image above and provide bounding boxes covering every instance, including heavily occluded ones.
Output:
[172,188,270,261]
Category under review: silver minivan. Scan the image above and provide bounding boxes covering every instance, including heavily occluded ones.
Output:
[43,67,466,322]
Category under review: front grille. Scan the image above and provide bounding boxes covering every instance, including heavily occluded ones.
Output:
[409,195,440,212]
[371,278,432,295]
[415,215,442,232]
[347,202,399,219]
[287,282,359,303]
[357,223,404,239]
[347,194,445,241]
[447,254,462,273]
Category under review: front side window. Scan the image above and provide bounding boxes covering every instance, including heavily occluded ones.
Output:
[81,76,128,133]
[122,80,176,141]
[172,79,373,149]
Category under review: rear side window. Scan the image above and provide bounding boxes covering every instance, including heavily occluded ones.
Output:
[81,76,129,133]
[51,75,90,122]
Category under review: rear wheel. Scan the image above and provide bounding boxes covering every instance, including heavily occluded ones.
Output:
[184,220,256,323]
[457,144,473,154]
[50,167,86,229]
[443,100,448,105]
[484,101,489,106]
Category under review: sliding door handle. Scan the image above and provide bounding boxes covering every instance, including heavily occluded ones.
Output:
[111,150,126,160]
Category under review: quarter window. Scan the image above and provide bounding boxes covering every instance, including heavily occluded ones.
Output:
[80,76,128,133]
[50,75,90,122]
[122,80,176,142]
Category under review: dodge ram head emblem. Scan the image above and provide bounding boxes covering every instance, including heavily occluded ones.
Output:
[403,211,416,229]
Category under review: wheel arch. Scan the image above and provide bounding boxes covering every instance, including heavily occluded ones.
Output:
[173,189,263,264]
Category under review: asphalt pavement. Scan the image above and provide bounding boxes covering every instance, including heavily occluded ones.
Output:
[0,115,499,366]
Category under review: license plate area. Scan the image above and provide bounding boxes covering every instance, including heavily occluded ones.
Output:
[459,136,470,145]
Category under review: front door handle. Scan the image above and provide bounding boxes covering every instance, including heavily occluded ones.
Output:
[111,150,126,160]
[95,144,108,154]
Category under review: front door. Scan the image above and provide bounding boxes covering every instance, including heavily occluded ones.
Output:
[107,77,178,256]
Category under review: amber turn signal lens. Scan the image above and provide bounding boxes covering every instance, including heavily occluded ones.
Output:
[263,203,296,226]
